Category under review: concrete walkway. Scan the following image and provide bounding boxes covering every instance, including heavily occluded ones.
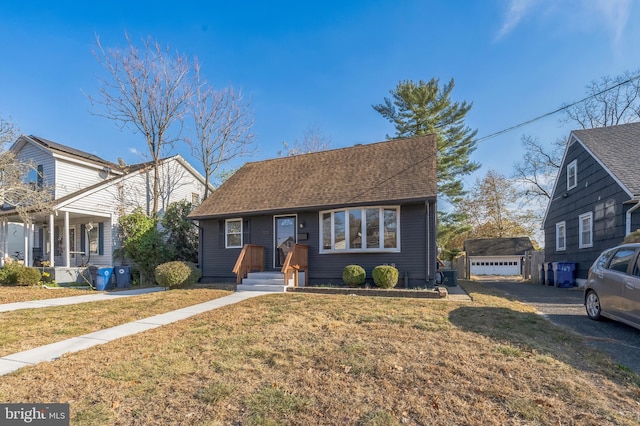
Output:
[0,290,273,375]
[0,287,166,313]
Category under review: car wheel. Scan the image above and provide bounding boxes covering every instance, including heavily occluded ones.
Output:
[585,290,602,320]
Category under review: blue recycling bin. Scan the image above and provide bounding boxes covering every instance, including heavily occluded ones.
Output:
[555,262,577,287]
[539,263,546,285]
[95,267,113,291]
[546,262,556,286]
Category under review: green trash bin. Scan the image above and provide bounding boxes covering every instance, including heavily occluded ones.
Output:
[546,262,555,286]
[441,270,458,287]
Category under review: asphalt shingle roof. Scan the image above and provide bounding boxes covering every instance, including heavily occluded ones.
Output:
[27,135,122,169]
[464,237,534,257]
[572,122,640,195]
[189,136,437,218]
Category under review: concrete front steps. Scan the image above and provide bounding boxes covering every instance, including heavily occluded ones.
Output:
[237,271,305,292]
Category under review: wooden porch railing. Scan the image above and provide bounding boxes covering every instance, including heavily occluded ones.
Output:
[281,244,308,287]
[232,244,265,284]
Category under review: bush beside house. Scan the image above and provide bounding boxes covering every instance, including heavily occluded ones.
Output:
[342,265,366,287]
[372,265,399,289]
[0,262,42,286]
[155,261,202,289]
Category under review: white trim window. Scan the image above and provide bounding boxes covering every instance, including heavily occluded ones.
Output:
[320,206,400,253]
[567,160,577,190]
[556,221,566,251]
[225,218,243,248]
[579,212,593,248]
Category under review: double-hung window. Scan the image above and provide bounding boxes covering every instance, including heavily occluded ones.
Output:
[320,206,400,253]
[567,160,577,190]
[225,218,243,248]
[579,212,593,248]
[556,221,566,251]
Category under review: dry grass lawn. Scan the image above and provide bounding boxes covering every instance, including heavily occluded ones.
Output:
[0,282,639,425]
[0,288,231,356]
[0,286,95,303]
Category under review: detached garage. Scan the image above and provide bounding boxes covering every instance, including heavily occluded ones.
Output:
[464,237,534,276]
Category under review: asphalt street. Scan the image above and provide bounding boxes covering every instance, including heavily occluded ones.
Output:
[475,278,640,376]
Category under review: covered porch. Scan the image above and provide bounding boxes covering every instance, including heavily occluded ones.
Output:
[0,207,113,274]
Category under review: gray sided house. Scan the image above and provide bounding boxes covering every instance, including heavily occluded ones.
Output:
[0,135,211,282]
[189,136,438,287]
[543,122,640,285]
[464,237,534,276]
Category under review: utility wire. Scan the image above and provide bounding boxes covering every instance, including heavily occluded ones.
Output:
[475,72,640,143]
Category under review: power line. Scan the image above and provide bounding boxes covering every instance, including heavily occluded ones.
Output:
[475,72,640,143]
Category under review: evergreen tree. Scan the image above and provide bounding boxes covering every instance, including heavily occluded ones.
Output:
[373,78,480,203]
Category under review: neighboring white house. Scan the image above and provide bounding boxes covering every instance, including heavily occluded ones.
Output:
[0,135,212,275]
[464,237,534,276]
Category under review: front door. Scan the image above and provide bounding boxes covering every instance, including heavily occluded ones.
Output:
[275,215,297,268]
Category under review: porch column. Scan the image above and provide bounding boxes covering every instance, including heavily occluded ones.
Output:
[48,213,55,267]
[28,223,34,266]
[64,211,70,267]
[22,223,29,267]
[0,221,7,266]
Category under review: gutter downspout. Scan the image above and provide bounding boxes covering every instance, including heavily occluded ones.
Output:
[626,198,640,236]
[426,201,430,288]
[193,220,204,281]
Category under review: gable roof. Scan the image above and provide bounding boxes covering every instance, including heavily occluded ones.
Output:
[15,135,123,171]
[571,122,640,196]
[464,237,534,257]
[1,137,213,219]
[189,136,437,219]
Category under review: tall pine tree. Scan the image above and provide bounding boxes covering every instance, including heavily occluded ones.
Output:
[373,78,479,203]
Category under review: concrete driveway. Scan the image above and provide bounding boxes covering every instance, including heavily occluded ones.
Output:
[472,276,640,376]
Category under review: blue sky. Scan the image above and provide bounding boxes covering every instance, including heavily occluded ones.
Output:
[1,0,639,189]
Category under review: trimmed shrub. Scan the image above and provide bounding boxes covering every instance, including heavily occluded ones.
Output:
[186,262,202,284]
[155,261,201,289]
[0,262,24,285]
[342,264,366,287]
[372,265,399,289]
[15,267,42,286]
[623,230,640,243]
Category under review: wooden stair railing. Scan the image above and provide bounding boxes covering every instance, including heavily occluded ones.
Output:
[280,244,309,287]
[232,244,265,284]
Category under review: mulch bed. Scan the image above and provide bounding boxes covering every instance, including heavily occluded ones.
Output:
[287,285,448,298]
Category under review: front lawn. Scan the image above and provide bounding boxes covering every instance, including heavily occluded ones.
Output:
[0,288,231,356]
[0,283,638,425]
[0,286,94,304]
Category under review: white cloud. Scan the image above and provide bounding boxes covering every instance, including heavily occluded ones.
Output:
[496,0,632,44]
[496,0,538,40]
[592,0,631,45]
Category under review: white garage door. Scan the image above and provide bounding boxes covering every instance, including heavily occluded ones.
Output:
[470,257,520,275]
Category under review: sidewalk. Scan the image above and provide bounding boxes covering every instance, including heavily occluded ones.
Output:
[0,289,273,376]
[0,287,166,313]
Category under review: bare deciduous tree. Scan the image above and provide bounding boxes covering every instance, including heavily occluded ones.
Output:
[461,169,537,241]
[0,115,19,148]
[278,123,332,156]
[0,118,54,223]
[513,135,564,200]
[188,64,255,198]
[89,33,194,214]
[563,70,640,128]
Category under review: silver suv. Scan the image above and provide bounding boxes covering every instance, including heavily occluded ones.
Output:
[584,243,640,330]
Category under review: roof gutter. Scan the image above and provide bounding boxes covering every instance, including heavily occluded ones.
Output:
[626,197,640,236]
